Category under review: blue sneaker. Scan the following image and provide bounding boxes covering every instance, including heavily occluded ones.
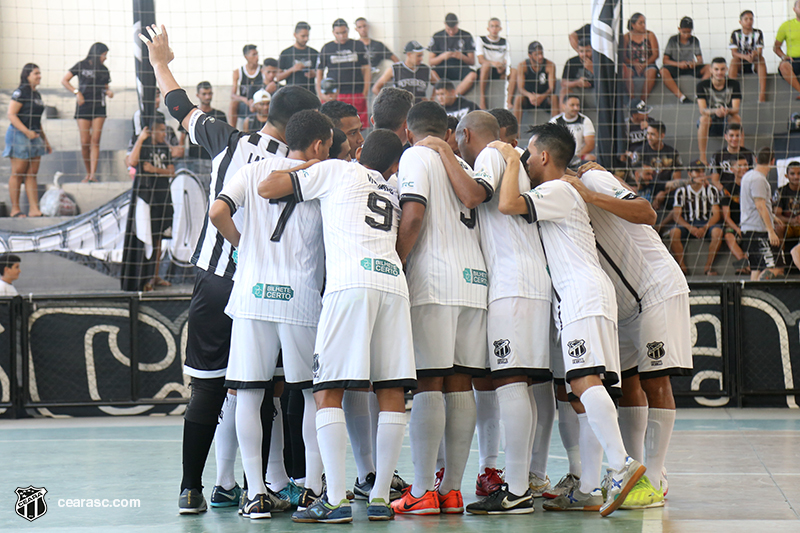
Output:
[277,479,305,507]
[367,498,394,521]
[292,496,352,523]
[209,483,242,508]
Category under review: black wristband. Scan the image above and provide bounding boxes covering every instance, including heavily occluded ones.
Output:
[164,89,196,123]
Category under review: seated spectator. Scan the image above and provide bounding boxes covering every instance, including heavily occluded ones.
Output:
[709,123,753,191]
[434,80,480,120]
[320,78,338,102]
[697,58,741,163]
[488,108,519,148]
[631,164,661,209]
[568,23,591,53]
[316,19,370,127]
[245,89,270,132]
[621,13,660,102]
[660,17,710,103]
[669,160,724,275]
[621,99,651,166]
[774,1,800,99]
[740,148,784,279]
[277,22,319,94]
[730,10,767,102]
[429,13,477,96]
[559,37,594,106]
[355,17,399,77]
[229,44,262,127]
[721,157,752,274]
[773,161,800,270]
[476,17,515,110]
[372,41,439,104]
[371,87,414,146]
[446,115,460,156]
[320,100,363,160]
[633,120,685,226]
[513,41,557,124]
[0,254,21,296]
[549,95,595,167]
[329,128,350,160]
[261,58,279,95]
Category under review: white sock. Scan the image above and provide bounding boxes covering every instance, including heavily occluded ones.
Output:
[316,407,347,503]
[578,412,604,493]
[529,382,555,479]
[435,438,446,471]
[214,392,238,490]
[474,389,500,471]
[497,383,532,495]
[302,389,324,495]
[645,408,676,488]
[370,411,407,502]
[618,405,648,464]
[342,390,375,483]
[236,389,267,496]
[369,392,380,460]
[266,397,290,490]
[558,400,581,478]
[440,391,477,494]
[580,386,628,471]
[409,391,445,498]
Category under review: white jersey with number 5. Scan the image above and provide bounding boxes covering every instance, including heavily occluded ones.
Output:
[399,145,488,308]
[293,160,408,299]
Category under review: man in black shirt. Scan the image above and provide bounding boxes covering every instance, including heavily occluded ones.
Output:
[355,17,399,77]
[620,99,651,167]
[569,23,592,53]
[709,123,753,192]
[773,161,800,269]
[434,79,480,120]
[372,41,439,104]
[697,57,742,163]
[559,38,594,106]
[634,120,685,226]
[277,22,319,94]
[429,13,477,96]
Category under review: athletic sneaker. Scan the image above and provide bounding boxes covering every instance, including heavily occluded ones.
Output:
[528,473,551,498]
[466,484,534,515]
[391,471,411,494]
[277,479,304,507]
[297,487,322,511]
[209,483,242,508]
[321,473,355,501]
[292,496,352,523]
[391,488,441,515]
[353,472,404,501]
[266,487,291,512]
[178,488,208,514]
[433,467,444,492]
[542,488,603,511]
[242,493,271,519]
[238,489,246,515]
[437,489,464,514]
[367,498,395,521]
[600,457,647,517]
[543,473,580,499]
[475,467,504,496]
[620,476,665,509]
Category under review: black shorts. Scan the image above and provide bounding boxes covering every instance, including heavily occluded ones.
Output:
[788,58,800,77]
[663,64,705,79]
[74,101,107,120]
[434,64,475,82]
[740,61,754,75]
[521,94,551,109]
[742,231,784,270]
[674,222,722,240]
[185,269,234,376]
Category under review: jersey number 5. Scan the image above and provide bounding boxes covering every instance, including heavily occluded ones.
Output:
[365,192,393,231]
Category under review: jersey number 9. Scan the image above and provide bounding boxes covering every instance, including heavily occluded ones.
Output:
[365,192,394,231]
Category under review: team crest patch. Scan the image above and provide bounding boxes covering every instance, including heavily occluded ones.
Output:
[312,353,320,378]
[647,341,665,366]
[567,339,586,363]
[493,339,511,364]
[15,486,47,522]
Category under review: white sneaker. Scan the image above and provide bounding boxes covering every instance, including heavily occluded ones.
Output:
[543,488,603,511]
[543,473,580,499]
[599,457,646,517]
[528,473,550,497]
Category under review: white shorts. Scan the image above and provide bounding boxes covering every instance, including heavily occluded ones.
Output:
[619,293,693,379]
[411,304,487,377]
[487,297,552,380]
[560,315,621,387]
[313,288,416,391]
[226,318,316,389]
[550,313,565,381]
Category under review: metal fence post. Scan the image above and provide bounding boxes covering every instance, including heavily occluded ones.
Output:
[129,295,140,402]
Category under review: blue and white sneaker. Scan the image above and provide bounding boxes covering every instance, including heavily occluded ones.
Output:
[292,496,352,523]
[367,498,394,521]
[178,488,207,514]
[277,479,305,507]
[209,483,242,508]
[600,456,646,517]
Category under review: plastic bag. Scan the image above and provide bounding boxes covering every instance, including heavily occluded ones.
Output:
[39,172,78,216]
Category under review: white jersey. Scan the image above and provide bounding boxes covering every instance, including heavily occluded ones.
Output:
[580,170,688,323]
[293,160,408,299]
[219,157,324,327]
[475,36,511,72]
[522,179,616,326]
[399,146,488,308]
[474,147,550,303]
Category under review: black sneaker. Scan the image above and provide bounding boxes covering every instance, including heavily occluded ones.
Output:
[354,473,376,500]
[242,493,272,519]
[297,487,322,511]
[465,484,534,515]
[391,471,410,498]
[178,488,208,514]
[681,96,693,104]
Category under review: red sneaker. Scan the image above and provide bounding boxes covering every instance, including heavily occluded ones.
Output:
[475,467,504,497]
[437,489,464,514]
[391,488,440,515]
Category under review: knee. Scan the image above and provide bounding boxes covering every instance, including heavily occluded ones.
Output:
[698,115,711,126]
[669,228,680,241]
[712,227,723,238]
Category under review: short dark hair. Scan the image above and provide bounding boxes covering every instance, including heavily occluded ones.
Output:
[407,101,448,138]
[196,81,212,92]
[19,63,39,86]
[243,44,257,56]
[285,110,333,152]
[268,86,321,129]
[725,123,742,134]
[488,108,518,138]
[433,80,456,92]
[565,94,581,105]
[359,129,403,173]
[320,100,359,128]
[447,115,459,133]
[263,58,278,68]
[711,57,727,66]
[647,119,666,135]
[740,10,754,19]
[150,115,166,129]
[330,129,348,159]
[527,123,577,170]
[332,18,348,29]
[0,254,21,276]
[577,37,590,47]
[756,146,774,165]
[372,88,413,130]
[787,161,800,172]
[295,21,311,32]
[355,17,367,24]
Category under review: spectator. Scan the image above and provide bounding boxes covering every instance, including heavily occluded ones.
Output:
[61,42,113,183]
[320,100,363,160]
[476,17,516,110]
[229,44,262,127]
[261,58,280,95]
[721,157,752,274]
[125,117,175,291]
[513,41,557,124]
[329,128,351,160]
[131,88,182,160]
[371,87,414,146]
[740,147,784,279]
[696,57,741,163]
[774,0,800,99]
[277,22,319,94]
[5,63,50,217]
[316,18,370,127]
[559,37,594,106]
[488,108,519,148]
[446,115,460,156]
[621,13,660,102]
[709,123,753,192]
[0,254,21,296]
[320,78,339,102]
[372,41,439,104]
[621,99,651,165]
[634,120,685,226]
[354,17,399,77]
[773,161,800,270]
[429,13,478,96]
[568,23,591,53]
[182,81,227,176]
[730,10,767,103]
[245,90,270,132]
[669,160,724,275]
[434,80,480,120]
[549,95,595,167]
[632,164,660,206]
[660,17,710,103]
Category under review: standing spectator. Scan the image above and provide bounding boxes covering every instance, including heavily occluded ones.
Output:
[513,41,557,124]
[669,160,724,275]
[621,13,660,102]
[354,17,399,77]
[429,13,478,96]
[434,80,480,120]
[131,88,182,160]
[316,18,370,127]
[320,100,363,160]
[721,157,752,274]
[559,38,594,106]
[228,44,262,127]
[476,17,515,110]
[549,95,595,167]
[740,147,784,279]
[660,17,710,103]
[696,58,741,164]
[0,254,21,296]
[709,123,754,192]
[621,99,651,165]
[730,10,767,103]
[182,81,227,177]
[320,78,339,102]
[261,58,280,96]
[568,23,592,53]
[277,22,319,94]
[245,90,270,133]
[774,0,800,99]
[773,161,800,270]
[62,42,113,183]
[372,41,439,104]
[5,63,50,217]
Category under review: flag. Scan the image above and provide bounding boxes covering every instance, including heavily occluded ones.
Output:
[591,0,624,169]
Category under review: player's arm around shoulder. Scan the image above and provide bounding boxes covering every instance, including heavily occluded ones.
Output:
[564,168,656,225]
[259,159,319,201]
[416,135,488,208]
[396,150,428,267]
[490,141,530,217]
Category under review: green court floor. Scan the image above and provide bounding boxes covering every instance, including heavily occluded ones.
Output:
[1,409,799,532]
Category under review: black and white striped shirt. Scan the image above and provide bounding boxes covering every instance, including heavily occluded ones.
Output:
[729,29,764,55]
[674,184,720,223]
